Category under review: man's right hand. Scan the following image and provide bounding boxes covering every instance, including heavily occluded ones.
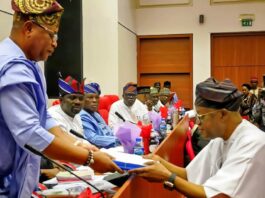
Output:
[90,151,124,174]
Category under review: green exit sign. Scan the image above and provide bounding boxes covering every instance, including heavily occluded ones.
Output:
[241,19,253,27]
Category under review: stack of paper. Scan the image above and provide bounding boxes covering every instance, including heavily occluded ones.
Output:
[56,170,94,182]
[101,148,153,170]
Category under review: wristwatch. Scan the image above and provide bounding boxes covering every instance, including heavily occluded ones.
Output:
[163,173,177,191]
[83,150,94,166]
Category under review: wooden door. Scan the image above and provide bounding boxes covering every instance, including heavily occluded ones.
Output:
[211,32,265,88]
[137,34,193,109]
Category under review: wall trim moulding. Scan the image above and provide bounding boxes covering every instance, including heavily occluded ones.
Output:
[137,0,192,8]
[210,0,265,5]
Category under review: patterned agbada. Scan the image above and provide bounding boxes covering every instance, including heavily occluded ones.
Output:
[195,77,242,111]
[0,1,63,197]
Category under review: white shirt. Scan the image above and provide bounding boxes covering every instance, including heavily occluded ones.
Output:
[108,99,148,129]
[48,105,83,135]
[153,100,164,112]
[186,120,265,198]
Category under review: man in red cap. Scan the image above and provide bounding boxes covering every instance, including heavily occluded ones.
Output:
[250,76,260,97]
[0,1,122,197]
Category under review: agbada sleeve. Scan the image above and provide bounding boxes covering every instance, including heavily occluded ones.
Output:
[0,84,54,152]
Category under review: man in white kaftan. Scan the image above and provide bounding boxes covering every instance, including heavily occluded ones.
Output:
[109,82,148,129]
[129,77,265,198]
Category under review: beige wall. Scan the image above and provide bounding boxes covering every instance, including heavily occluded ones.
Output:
[83,0,137,96]
[136,0,265,101]
[118,0,137,95]
[82,0,119,95]
[0,2,13,41]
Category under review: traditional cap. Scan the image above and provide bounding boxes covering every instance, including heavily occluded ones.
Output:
[150,87,159,95]
[12,0,64,27]
[159,87,170,95]
[84,83,101,95]
[195,77,243,111]
[58,76,84,96]
[250,76,258,83]
[123,82,137,94]
[137,86,150,94]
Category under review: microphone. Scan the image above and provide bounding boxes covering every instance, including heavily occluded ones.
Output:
[115,112,126,122]
[115,112,137,125]
[24,144,105,198]
[70,129,85,140]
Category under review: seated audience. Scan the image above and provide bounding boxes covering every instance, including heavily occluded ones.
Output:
[239,83,257,121]
[80,83,118,148]
[108,82,148,128]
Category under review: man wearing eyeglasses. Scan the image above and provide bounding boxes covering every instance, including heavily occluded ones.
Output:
[130,77,265,198]
[108,82,149,129]
[0,1,122,197]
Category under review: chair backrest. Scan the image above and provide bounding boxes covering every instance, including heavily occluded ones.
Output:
[104,94,119,105]
[98,96,111,111]
[186,130,195,161]
[52,99,61,106]
[98,109,109,124]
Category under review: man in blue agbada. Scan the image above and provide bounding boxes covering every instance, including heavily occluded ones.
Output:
[0,0,122,197]
[80,83,119,148]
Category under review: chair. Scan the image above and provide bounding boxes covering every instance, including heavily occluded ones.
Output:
[185,121,196,161]
[104,94,119,105]
[52,99,60,106]
[98,109,109,124]
[98,96,111,112]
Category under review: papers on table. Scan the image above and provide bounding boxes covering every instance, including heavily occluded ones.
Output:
[56,169,94,182]
[101,148,153,170]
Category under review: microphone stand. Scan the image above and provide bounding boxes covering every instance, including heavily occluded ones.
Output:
[24,144,105,198]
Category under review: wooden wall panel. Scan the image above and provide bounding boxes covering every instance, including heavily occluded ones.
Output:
[139,37,191,73]
[138,34,193,109]
[211,32,265,88]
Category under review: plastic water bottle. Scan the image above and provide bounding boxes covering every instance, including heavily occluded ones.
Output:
[149,131,160,153]
[166,111,172,131]
[134,137,144,155]
[159,118,167,139]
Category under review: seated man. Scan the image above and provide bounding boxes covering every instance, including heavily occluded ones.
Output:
[149,87,163,112]
[48,76,84,135]
[130,77,265,198]
[80,83,119,148]
[159,87,171,106]
[108,82,149,128]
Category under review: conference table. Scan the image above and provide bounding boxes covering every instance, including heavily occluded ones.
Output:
[113,126,187,198]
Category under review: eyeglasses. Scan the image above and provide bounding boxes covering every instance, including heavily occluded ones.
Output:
[32,21,58,41]
[195,109,222,124]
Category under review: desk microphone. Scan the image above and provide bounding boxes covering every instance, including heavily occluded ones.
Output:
[70,129,85,140]
[115,112,126,122]
[115,112,136,125]
[24,144,105,198]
